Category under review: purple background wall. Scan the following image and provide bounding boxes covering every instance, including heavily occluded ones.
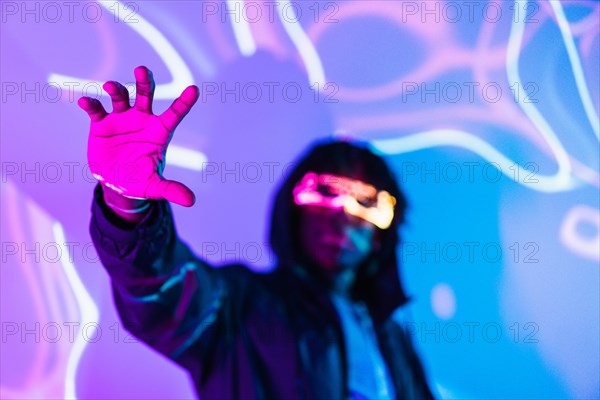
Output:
[1,1,599,399]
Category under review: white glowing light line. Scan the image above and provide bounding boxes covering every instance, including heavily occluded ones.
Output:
[549,0,600,139]
[559,204,600,261]
[371,129,578,192]
[276,0,326,86]
[227,0,257,56]
[166,145,208,171]
[52,223,100,400]
[372,0,592,192]
[48,1,194,100]
[506,0,575,190]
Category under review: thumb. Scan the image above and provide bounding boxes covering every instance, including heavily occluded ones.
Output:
[146,175,196,207]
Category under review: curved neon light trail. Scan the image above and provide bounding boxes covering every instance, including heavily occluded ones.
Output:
[549,0,600,139]
[227,0,257,56]
[505,0,575,191]
[372,0,587,193]
[166,145,208,171]
[48,0,194,100]
[559,204,600,262]
[277,0,326,87]
[371,129,579,192]
[52,223,100,400]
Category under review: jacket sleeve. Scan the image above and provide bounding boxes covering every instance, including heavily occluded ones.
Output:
[89,184,228,374]
[387,317,437,400]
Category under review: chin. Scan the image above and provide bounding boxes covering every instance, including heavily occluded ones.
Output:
[311,256,339,273]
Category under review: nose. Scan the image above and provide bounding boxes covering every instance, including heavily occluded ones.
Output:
[330,207,352,228]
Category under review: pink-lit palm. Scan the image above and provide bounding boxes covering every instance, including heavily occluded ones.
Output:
[78,66,199,207]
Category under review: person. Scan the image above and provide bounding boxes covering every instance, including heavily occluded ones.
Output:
[80,66,435,399]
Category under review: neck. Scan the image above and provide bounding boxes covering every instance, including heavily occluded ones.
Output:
[331,267,356,298]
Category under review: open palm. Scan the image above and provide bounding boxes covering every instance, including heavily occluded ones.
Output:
[79,66,199,207]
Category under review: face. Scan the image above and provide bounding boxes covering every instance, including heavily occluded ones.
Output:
[298,204,379,278]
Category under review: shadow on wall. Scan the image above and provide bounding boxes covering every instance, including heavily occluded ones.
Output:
[186,50,335,269]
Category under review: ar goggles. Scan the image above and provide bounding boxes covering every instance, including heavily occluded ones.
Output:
[292,171,396,229]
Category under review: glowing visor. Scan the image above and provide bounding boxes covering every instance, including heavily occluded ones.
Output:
[293,172,396,229]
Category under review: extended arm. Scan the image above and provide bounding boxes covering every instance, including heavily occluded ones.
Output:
[90,185,227,372]
[80,66,226,373]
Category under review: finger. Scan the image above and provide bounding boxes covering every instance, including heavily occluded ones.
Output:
[146,175,196,207]
[133,65,155,113]
[159,85,199,132]
[103,81,131,113]
[78,97,108,122]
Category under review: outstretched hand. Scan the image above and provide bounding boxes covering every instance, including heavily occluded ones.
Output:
[79,66,199,207]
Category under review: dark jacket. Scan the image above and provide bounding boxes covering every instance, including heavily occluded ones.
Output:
[90,183,435,399]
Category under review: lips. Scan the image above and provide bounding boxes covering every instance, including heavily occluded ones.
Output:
[316,239,343,257]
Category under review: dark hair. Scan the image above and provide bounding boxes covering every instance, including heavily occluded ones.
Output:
[270,138,407,279]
